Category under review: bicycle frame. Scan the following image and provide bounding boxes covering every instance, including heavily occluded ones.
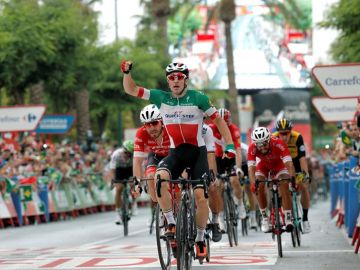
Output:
[156,174,209,269]
[256,178,292,258]
[218,171,239,247]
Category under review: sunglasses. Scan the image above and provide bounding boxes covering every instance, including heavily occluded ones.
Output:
[167,73,187,81]
[144,120,161,128]
[255,141,269,148]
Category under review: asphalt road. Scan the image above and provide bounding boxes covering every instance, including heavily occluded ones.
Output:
[0,199,359,270]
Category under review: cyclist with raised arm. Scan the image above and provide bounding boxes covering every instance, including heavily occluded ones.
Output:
[132,104,170,202]
[209,108,247,220]
[121,60,235,259]
[109,140,134,225]
[248,127,296,233]
[273,118,311,233]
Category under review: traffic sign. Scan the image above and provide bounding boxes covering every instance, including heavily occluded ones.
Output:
[312,63,360,98]
[311,97,357,122]
[35,114,76,134]
[0,105,46,132]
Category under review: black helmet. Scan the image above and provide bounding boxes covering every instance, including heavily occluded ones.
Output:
[276,118,293,132]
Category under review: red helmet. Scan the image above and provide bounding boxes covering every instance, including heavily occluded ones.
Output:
[218,108,231,123]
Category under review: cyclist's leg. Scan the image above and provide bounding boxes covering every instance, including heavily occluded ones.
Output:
[277,168,293,229]
[145,167,157,202]
[155,152,184,236]
[299,181,311,232]
[114,182,124,224]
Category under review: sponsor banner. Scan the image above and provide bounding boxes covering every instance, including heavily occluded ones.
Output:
[0,105,46,132]
[36,115,75,134]
[312,63,360,98]
[311,97,357,122]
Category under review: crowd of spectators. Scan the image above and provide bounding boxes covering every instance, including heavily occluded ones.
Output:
[0,133,117,193]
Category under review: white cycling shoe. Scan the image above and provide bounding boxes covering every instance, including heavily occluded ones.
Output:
[261,217,271,232]
[302,221,311,233]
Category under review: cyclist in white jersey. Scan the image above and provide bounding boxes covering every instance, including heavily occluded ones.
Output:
[121,60,235,259]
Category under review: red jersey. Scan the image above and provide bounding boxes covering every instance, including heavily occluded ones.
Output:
[209,123,241,157]
[134,126,170,158]
[247,137,292,168]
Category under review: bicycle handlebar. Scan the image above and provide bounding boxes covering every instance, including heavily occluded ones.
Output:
[156,174,209,199]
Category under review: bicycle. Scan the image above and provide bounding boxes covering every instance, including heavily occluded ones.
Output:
[239,176,250,236]
[255,177,292,258]
[217,171,239,247]
[112,177,137,237]
[156,173,209,270]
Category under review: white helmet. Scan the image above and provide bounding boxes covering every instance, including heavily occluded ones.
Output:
[165,62,189,77]
[140,104,161,123]
[251,127,270,144]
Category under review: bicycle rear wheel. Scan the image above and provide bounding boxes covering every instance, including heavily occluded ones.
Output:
[150,205,156,235]
[273,193,283,257]
[122,189,129,236]
[155,205,171,270]
[223,192,234,247]
[241,218,248,236]
[230,199,239,246]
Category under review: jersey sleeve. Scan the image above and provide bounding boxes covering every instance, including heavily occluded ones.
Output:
[109,151,119,170]
[247,144,256,167]
[230,125,241,149]
[203,125,215,152]
[134,128,147,158]
[149,89,166,108]
[296,134,306,158]
[196,91,218,120]
[277,140,292,163]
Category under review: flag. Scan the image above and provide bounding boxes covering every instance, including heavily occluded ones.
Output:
[5,177,17,193]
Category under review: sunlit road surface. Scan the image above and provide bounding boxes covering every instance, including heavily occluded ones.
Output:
[0,199,358,270]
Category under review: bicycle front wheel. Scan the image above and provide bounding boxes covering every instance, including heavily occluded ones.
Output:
[155,205,171,270]
[122,190,130,237]
[176,200,187,270]
[273,193,283,257]
[224,191,234,247]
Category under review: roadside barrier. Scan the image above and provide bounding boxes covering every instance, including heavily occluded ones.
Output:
[0,170,115,229]
[329,155,360,254]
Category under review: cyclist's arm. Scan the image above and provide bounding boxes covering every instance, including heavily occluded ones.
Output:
[133,156,145,180]
[284,160,296,178]
[296,134,309,175]
[235,147,242,169]
[212,116,233,145]
[123,73,143,97]
[247,144,257,185]
[207,152,217,176]
[248,165,256,185]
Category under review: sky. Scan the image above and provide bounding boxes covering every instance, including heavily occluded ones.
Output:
[94,0,143,44]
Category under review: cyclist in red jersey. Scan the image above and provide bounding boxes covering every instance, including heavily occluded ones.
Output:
[247,127,296,233]
[132,104,171,202]
[209,108,247,221]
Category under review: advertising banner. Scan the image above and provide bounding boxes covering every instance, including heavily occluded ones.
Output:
[311,97,357,122]
[0,105,46,132]
[35,115,75,134]
[312,63,360,98]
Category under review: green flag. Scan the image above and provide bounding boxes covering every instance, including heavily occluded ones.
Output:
[5,178,17,193]
[20,185,32,202]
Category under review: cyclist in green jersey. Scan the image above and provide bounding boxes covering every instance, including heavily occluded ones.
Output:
[121,60,235,258]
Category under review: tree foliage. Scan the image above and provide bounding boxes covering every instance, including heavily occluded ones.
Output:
[319,0,360,62]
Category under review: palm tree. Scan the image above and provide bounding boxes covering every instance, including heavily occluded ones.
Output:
[219,0,239,126]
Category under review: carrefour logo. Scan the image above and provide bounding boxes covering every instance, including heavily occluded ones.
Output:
[325,76,360,86]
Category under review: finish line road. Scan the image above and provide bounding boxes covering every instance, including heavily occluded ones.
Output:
[0,200,358,270]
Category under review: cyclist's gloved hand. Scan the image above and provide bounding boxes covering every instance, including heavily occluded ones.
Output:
[131,178,142,198]
[224,144,236,158]
[121,60,133,74]
[236,167,244,178]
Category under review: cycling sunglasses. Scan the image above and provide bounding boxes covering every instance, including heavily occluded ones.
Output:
[144,120,161,128]
[279,131,290,136]
[255,141,269,148]
[167,73,187,81]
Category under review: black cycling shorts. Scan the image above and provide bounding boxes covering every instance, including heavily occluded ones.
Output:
[157,144,209,189]
[115,167,133,183]
[216,156,236,175]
